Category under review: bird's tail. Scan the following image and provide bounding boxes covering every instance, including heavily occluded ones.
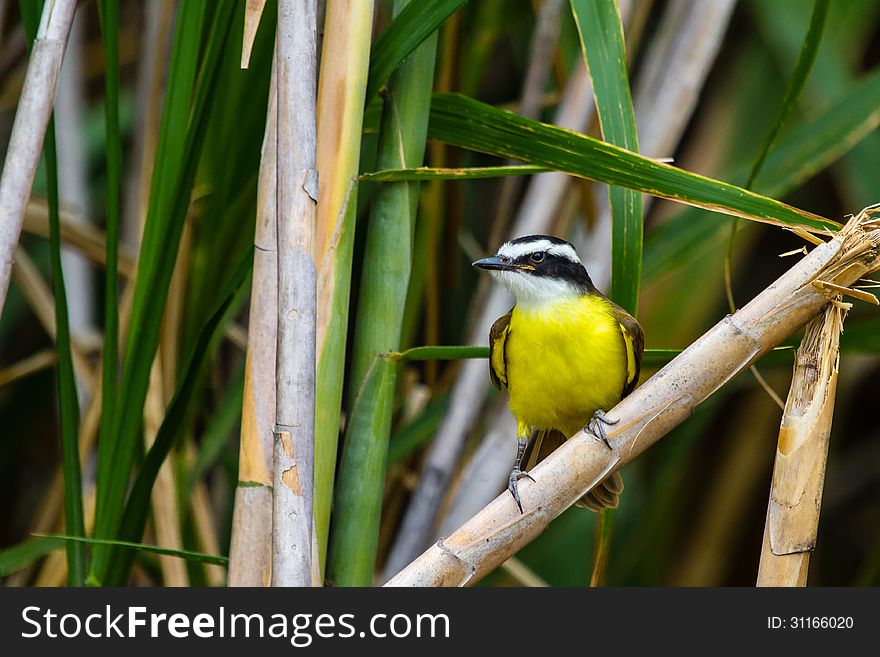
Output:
[574,470,624,511]
[526,428,624,512]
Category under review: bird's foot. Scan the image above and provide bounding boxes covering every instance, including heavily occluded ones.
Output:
[587,409,618,449]
[508,467,535,514]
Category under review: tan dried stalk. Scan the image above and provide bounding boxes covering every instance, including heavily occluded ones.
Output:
[756,302,847,587]
[12,248,96,389]
[241,0,267,69]
[386,212,880,587]
[0,348,56,386]
[23,201,138,278]
[228,58,277,587]
[271,0,318,587]
[144,358,187,586]
[0,0,77,319]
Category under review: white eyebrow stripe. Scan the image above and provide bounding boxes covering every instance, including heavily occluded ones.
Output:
[497,239,580,263]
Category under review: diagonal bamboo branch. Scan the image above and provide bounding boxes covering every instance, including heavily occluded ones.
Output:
[0,0,77,320]
[272,0,318,587]
[757,301,847,586]
[386,211,880,587]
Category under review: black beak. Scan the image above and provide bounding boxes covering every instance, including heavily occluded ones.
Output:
[472,255,512,271]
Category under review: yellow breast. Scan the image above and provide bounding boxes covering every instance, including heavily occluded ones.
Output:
[506,294,626,438]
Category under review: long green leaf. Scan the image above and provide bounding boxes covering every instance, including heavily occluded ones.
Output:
[571,0,643,314]
[38,534,228,567]
[0,536,65,577]
[97,0,121,490]
[329,0,438,586]
[361,164,549,181]
[426,93,834,232]
[101,252,252,585]
[365,0,466,104]
[20,0,86,586]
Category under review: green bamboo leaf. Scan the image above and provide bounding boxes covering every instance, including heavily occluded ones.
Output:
[571,0,643,315]
[97,0,121,490]
[426,93,835,232]
[0,536,65,577]
[330,0,438,586]
[390,345,490,360]
[20,0,86,586]
[91,0,237,583]
[100,252,252,585]
[361,164,549,181]
[366,0,467,104]
[38,534,228,567]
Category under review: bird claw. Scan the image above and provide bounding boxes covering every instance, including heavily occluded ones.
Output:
[587,409,618,449]
[508,468,535,514]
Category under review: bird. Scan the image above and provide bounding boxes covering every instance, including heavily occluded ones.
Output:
[472,234,644,513]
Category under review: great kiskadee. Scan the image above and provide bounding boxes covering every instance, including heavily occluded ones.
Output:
[473,235,644,513]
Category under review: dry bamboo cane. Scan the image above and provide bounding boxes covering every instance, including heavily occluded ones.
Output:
[0,0,77,319]
[228,58,278,587]
[386,212,880,587]
[272,0,318,587]
[756,302,847,586]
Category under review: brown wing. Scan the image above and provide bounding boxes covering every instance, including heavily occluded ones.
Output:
[611,303,644,397]
[488,309,512,391]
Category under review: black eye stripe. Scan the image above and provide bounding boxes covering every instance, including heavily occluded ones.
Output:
[530,252,545,263]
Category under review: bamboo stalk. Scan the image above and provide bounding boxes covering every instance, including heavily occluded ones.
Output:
[0,0,77,319]
[272,0,318,587]
[313,0,375,581]
[386,212,880,587]
[328,0,437,587]
[757,302,846,586]
[228,57,277,587]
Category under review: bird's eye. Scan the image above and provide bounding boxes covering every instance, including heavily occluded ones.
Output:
[530,252,545,263]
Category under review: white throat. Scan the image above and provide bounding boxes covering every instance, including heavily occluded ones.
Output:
[490,270,581,310]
